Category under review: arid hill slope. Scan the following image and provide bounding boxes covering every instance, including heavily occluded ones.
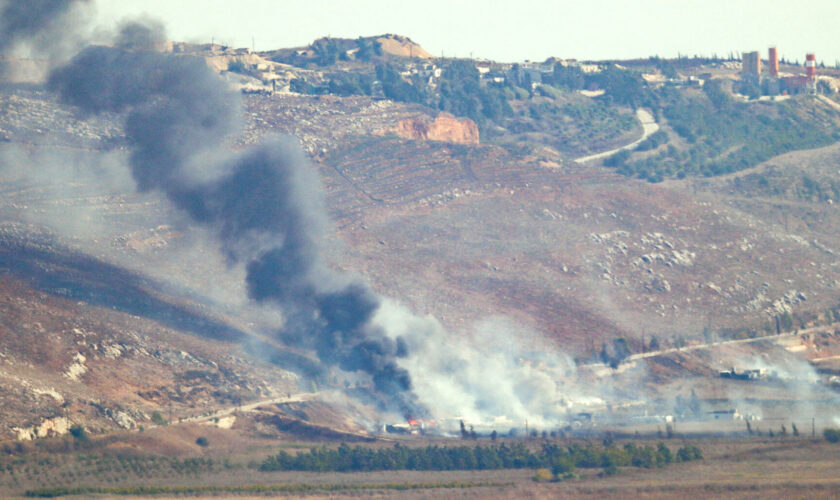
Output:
[239,91,840,353]
[3,64,840,438]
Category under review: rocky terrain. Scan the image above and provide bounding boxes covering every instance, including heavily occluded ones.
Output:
[385,112,480,144]
[3,42,840,442]
[0,234,300,439]
[235,89,840,350]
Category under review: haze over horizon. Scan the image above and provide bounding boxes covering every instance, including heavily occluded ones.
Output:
[93,0,840,64]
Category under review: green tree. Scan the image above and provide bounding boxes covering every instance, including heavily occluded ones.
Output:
[312,38,340,66]
[552,64,585,90]
[656,443,673,465]
[69,424,88,442]
[354,38,371,61]
[702,79,731,109]
[593,66,646,107]
[151,411,167,426]
[551,457,576,476]
[376,63,424,103]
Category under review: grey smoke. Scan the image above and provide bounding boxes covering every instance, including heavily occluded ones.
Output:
[0,0,91,77]
[0,0,83,51]
[113,19,166,51]
[47,23,417,414]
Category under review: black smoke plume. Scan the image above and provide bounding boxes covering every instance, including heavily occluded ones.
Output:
[47,23,418,414]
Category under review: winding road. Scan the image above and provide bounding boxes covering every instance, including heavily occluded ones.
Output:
[580,321,840,376]
[574,108,660,164]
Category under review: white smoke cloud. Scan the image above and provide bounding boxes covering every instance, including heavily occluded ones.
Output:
[374,299,615,429]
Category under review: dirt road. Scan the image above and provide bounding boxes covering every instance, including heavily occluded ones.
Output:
[142,392,316,430]
[574,108,659,164]
[179,392,316,425]
[580,322,840,376]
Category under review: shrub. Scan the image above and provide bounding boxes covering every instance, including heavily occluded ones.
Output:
[824,428,840,443]
[150,412,167,426]
[599,462,619,477]
[532,468,553,482]
[68,425,88,442]
[195,437,209,447]
[227,60,247,74]
[676,444,703,461]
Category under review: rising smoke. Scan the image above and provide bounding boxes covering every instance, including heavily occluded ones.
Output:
[47,22,417,414]
[6,13,614,429]
[0,0,92,77]
[373,301,620,428]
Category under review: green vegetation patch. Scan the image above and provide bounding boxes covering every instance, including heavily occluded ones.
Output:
[494,95,638,157]
[610,84,840,182]
[24,481,507,498]
[259,442,701,473]
[824,428,840,443]
[729,169,840,203]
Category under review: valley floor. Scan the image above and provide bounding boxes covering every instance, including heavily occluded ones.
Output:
[5,433,840,499]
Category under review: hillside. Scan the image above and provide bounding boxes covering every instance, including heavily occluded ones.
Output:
[0,226,302,439]
[3,38,840,447]
[233,88,840,347]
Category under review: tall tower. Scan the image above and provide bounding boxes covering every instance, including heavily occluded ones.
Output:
[768,47,779,77]
[742,51,761,78]
[806,53,817,93]
[805,53,817,79]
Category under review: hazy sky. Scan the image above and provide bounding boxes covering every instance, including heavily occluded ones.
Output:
[96,0,840,64]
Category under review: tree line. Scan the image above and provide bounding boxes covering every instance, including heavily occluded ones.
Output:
[259,441,702,473]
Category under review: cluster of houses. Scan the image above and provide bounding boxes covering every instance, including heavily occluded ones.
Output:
[393,58,602,92]
[187,38,840,100]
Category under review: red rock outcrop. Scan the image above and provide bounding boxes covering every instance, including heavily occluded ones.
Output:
[390,113,479,145]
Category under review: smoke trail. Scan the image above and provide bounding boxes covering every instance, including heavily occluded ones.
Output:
[47,22,417,414]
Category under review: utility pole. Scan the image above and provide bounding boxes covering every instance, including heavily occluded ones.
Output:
[168,399,172,425]
[813,417,816,437]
